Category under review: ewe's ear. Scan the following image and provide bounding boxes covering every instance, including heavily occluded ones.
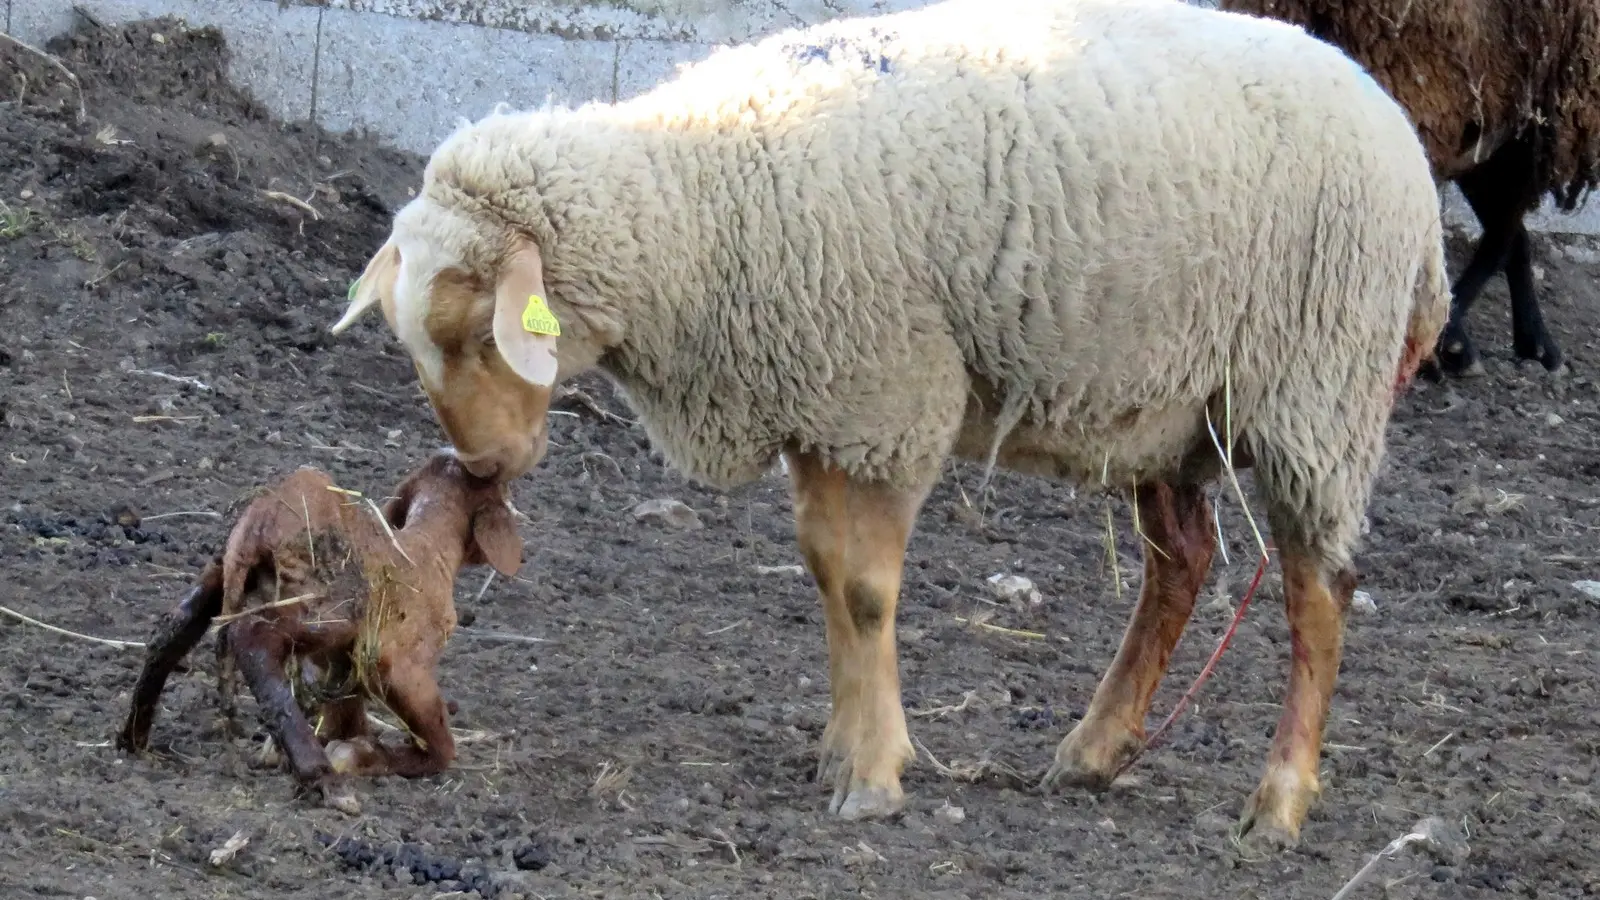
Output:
[332,241,401,334]
[468,499,523,577]
[490,239,560,388]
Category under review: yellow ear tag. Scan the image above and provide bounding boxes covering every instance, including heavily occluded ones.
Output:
[521,294,561,337]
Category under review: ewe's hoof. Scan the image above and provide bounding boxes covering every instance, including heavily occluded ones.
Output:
[1235,814,1299,854]
[1040,720,1142,793]
[831,783,905,820]
[1234,775,1314,854]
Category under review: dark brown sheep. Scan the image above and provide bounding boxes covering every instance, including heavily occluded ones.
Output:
[1217,0,1600,375]
[116,449,522,814]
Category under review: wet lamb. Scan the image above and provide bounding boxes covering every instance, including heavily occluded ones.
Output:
[115,449,523,814]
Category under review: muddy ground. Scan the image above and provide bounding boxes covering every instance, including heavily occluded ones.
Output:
[2,17,1598,900]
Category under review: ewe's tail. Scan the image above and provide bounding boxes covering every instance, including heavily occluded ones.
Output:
[1394,224,1451,394]
[116,557,225,753]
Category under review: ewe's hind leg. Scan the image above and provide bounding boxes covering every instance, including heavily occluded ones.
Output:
[785,449,931,820]
[1237,429,1374,849]
[1237,552,1357,849]
[1042,483,1215,791]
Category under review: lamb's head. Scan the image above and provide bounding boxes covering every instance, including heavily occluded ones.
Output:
[331,198,566,484]
[380,447,523,577]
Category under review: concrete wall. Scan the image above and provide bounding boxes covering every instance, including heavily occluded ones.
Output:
[8,0,1600,235]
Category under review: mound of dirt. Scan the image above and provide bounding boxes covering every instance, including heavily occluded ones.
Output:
[4,14,1600,900]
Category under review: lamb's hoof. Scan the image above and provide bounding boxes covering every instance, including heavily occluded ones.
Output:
[1040,719,1142,793]
[831,782,905,821]
[326,740,360,774]
[114,726,144,755]
[318,777,362,817]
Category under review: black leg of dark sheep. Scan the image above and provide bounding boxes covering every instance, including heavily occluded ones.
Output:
[1436,137,1561,375]
[1506,221,1561,371]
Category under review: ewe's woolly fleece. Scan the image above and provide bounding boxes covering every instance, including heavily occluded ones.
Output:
[403,0,1448,565]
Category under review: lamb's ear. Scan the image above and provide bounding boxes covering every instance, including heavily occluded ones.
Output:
[490,239,560,388]
[468,499,523,577]
[378,476,418,530]
[332,241,401,334]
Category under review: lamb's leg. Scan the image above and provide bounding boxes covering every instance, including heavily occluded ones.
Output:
[1042,482,1214,791]
[329,666,455,778]
[215,626,240,736]
[1237,553,1357,849]
[1505,222,1562,372]
[785,449,931,820]
[229,621,360,815]
[117,558,224,752]
[318,694,370,741]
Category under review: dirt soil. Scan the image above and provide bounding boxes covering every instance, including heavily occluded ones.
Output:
[3,17,1600,900]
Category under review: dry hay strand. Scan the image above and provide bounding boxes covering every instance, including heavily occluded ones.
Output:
[590,759,635,800]
[210,592,319,625]
[907,690,980,719]
[912,736,1025,786]
[353,560,413,696]
[0,603,144,649]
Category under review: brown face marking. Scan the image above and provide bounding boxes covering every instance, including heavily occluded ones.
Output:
[415,267,551,480]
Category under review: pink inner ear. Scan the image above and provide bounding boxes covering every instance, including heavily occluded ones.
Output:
[491,243,559,388]
[492,298,559,387]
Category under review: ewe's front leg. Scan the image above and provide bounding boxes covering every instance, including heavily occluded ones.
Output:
[1043,482,1214,791]
[786,450,931,820]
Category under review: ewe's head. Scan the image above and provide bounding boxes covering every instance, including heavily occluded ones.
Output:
[381,447,523,577]
[331,198,564,484]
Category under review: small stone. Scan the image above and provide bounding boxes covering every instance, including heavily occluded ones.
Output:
[151,32,166,44]
[108,503,140,528]
[933,801,965,825]
[632,498,701,530]
[1547,412,1565,427]
[1097,817,1117,833]
[986,573,1041,605]
[512,840,551,871]
[19,189,33,200]
[1350,590,1377,615]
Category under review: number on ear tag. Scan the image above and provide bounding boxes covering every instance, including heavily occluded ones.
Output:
[521,294,561,336]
